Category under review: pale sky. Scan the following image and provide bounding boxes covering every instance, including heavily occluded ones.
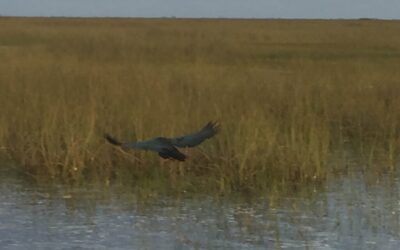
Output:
[0,0,399,19]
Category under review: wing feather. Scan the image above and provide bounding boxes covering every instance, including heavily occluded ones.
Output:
[170,121,220,148]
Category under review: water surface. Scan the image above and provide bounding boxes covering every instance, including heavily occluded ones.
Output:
[1,168,399,249]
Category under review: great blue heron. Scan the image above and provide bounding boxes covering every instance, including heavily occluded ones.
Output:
[104,121,220,161]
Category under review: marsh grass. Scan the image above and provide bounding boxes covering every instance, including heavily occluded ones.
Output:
[1,17,400,193]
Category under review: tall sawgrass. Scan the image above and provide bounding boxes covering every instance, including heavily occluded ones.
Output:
[1,17,400,193]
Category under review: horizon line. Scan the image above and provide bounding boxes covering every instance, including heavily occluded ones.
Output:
[1,15,399,21]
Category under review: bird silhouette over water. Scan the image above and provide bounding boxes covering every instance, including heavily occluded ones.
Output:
[104,121,220,161]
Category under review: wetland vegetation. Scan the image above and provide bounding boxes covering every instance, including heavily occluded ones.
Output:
[1,17,400,193]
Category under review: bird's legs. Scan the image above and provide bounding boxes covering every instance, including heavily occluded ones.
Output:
[193,147,211,161]
[115,147,143,164]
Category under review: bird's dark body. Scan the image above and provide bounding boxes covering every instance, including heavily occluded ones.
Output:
[104,121,219,161]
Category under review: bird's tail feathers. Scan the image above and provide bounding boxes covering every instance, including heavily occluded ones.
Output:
[104,133,123,146]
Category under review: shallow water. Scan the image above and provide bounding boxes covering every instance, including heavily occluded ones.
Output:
[1,170,400,249]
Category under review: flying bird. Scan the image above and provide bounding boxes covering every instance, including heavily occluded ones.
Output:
[104,121,220,161]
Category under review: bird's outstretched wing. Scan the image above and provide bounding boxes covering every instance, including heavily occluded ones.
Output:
[170,121,220,148]
[104,134,187,161]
